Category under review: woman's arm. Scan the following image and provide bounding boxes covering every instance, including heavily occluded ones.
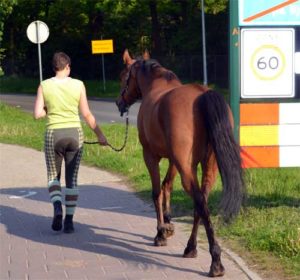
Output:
[79,83,108,145]
[34,85,47,119]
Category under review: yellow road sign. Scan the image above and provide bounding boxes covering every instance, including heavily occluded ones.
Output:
[91,40,114,54]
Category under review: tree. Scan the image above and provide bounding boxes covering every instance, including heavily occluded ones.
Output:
[2,0,229,83]
[0,0,17,75]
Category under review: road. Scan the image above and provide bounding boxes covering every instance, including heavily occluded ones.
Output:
[0,93,140,125]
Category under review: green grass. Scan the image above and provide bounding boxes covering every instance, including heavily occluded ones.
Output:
[0,101,299,279]
[0,76,228,99]
[0,76,39,94]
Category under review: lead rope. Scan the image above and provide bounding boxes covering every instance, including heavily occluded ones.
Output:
[84,111,129,152]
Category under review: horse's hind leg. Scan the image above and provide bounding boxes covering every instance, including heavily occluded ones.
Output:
[194,189,224,277]
[200,147,218,201]
[180,163,224,277]
[183,207,201,258]
[162,161,177,237]
[197,156,224,277]
[180,168,201,258]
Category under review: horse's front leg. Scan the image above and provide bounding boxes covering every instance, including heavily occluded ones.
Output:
[142,150,167,246]
[162,161,177,237]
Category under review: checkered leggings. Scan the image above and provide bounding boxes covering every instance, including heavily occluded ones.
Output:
[44,127,83,215]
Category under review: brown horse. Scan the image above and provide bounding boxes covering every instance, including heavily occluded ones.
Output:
[116,50,245,277]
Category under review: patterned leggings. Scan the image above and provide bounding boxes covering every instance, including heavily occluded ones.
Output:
[44,127,83,215]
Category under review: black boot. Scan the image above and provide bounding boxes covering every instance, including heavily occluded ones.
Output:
[52,201,63,231]
[64,215,74,233]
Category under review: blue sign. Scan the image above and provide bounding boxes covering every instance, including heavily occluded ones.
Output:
[239,0,300,26]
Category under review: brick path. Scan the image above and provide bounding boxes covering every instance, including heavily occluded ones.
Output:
[0,143,262,280]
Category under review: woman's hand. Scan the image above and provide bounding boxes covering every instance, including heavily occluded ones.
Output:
[97,134,108,146]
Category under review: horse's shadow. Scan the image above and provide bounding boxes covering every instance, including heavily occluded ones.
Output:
[138,188,300,218]
[0,186,207,277]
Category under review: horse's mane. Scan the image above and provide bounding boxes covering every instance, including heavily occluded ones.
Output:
[139,59,179,82]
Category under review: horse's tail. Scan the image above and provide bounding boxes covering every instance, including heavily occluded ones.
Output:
[199,90,245,222]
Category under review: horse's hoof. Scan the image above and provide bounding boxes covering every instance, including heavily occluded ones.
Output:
[208,263,225,277]
[154,236,167,246]
[165,223,175,238]
[183,247,197,258]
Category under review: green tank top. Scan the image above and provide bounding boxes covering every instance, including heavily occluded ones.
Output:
[41,78,82,129]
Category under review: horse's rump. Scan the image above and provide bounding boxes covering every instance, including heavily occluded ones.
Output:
[151,87,245,221]
[139,84,208,159]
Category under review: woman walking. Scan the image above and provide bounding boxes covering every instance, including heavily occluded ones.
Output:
[34,52,108,233]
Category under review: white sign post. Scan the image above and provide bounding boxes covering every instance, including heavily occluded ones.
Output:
[241,28,295,98]
[26,21,49,82]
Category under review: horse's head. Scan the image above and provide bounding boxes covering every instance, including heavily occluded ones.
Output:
[116,49,149,116]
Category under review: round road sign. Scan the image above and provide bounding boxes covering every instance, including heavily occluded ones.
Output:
[26,21,49,44]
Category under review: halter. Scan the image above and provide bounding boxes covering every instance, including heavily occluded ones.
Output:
[120,65,133,98]
[120,60,142,110]
[83,64,134,151]
[84,61,142,151]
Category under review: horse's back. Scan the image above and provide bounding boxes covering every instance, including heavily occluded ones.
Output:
[161,84,208,117]
[161,84,208,160]
[139,83,208,162]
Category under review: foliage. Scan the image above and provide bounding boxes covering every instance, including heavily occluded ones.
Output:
[0,0,17,75]
[1,0,229,81]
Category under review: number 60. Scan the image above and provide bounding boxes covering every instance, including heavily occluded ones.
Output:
[257,56,279,70]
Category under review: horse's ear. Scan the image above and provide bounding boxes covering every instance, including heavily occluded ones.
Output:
[123,49,133,65]
[143,49,150,60]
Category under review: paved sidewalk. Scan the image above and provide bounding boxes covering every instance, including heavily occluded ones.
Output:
[0,143,262,280]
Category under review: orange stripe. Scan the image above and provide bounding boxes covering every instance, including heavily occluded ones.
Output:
[241,147,279,168]
[240,103,279,125]
[244,0,298,22]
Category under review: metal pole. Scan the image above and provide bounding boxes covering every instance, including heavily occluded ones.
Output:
[229,0,240,141]
[101,53,106,92]
[35,21,43,82]
[100,35,106,92]
[201,0,208,86]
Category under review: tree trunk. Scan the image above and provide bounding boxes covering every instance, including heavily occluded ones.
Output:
[149,0,162,56]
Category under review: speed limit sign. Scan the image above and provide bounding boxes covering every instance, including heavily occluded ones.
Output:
[241,28,295,98]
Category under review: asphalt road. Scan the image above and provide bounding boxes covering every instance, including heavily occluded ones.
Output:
[0,93,140,125]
